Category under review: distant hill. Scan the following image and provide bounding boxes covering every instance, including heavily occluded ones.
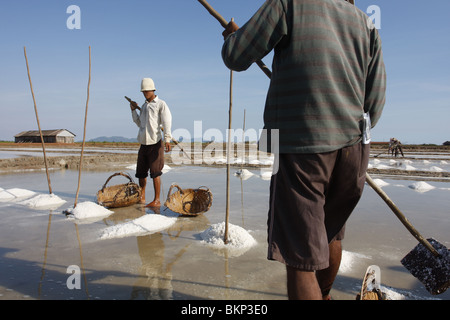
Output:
[88,136,137,143]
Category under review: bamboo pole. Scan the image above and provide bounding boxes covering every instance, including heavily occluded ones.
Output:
[23,47,52,194]
[74,46,91,209]
[224,26,234,245]
[241,109,246,171]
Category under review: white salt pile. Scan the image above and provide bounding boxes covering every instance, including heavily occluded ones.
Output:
[259,170,272,180]
[372,178,389,187]
[234,168,254,180]
[0,187,66,210]
[20,193,66,210]
[408,181,435,193]
[200,222,257,257]
[0,188,36,201]
[99,213,177,240]
[389,159,398,165]
[65,201,113,220]
[429,166,444,172]
[404,165,416,171]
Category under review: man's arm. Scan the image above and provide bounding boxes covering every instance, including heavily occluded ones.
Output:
[221,0,287,72]
[364,29,387,128]
[126,96,142,127]
[160,102,173,152]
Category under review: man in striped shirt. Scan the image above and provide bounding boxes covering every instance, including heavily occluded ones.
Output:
[222,0,386,299]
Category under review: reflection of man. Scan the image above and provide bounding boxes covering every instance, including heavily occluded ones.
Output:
[129,78,172,207]
[131,234,172,300]
[222,0,386,300]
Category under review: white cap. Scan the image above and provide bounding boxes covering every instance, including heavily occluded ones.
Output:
[141,78,156,92]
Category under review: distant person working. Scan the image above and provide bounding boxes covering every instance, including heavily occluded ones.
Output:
[128,78,172,207]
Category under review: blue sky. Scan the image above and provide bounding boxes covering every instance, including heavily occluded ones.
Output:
[1,0,449,144]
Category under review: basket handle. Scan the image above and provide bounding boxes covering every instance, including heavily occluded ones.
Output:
[101,172,134,191]
[167,183,183,199]
[197,186,212,203]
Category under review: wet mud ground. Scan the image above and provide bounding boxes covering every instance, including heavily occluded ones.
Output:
[0,144,449,300]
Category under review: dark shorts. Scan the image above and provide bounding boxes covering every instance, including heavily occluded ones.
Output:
[267,142,369,271]
[135,140,165,179]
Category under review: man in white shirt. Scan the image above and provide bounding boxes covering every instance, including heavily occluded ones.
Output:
[129,78,172,207]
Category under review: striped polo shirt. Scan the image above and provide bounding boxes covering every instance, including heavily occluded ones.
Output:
[222,0,386,153]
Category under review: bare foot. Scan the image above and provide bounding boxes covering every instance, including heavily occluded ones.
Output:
[145,200,161,208]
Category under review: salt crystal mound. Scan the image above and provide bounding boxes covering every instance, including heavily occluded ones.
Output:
[200,222,257,257]
[99,214,177,240]
[65,201,113,220]
[0,188,36,201]
[259,169,272,180]
[408,181,435,193]
[20,193,66,210]
[234,169,254,180]
[403,164,416,171]
[372,178,390,187]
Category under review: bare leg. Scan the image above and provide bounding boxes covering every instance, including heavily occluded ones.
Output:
[139,178,147,204]
[286,240,342,300]
[145,176,161,208]
[316,240,342,300]
[286,266,322,300]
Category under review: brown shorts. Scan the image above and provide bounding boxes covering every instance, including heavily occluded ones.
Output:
[135,140,165,179]
[267,142,369,271]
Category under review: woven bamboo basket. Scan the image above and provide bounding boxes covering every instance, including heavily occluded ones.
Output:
[164,184,212,216]
[96,172,142,208]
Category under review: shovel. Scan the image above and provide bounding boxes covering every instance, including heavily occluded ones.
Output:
[366,173,449,295]
[197,0,449,295]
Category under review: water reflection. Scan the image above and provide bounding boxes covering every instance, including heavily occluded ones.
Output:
[38,212,90,299]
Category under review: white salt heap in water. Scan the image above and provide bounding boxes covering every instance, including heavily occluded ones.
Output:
[372,178,389,187]
[0,188,36,201]
[0,187,65,210]
[65,201,113,219]
[200,222,257,250]
[99,214,177,240]
[20,193,66,210]
[408,181,435,193]
[234,168,254,180]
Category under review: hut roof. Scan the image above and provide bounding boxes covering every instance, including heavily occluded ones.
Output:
[14,129,76,138]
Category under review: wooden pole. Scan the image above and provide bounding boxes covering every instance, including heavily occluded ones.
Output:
[224,20,234,245]
[74,46,91,209]
[23,47,52,194]
[241,109,246,171]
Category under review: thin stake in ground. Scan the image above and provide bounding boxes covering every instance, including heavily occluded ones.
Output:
[24,47,52,194]
[74,46,92,209]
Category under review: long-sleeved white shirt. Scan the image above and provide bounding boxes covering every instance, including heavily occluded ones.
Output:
[132,96,172,145]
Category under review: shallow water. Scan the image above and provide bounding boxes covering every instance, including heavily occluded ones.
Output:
[0,164,449,300]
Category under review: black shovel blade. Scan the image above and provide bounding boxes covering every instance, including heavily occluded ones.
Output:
[401,238,450,295]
